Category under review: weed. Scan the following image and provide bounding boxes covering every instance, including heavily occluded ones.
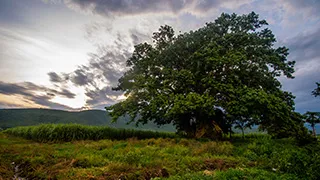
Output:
[1,131,319,179]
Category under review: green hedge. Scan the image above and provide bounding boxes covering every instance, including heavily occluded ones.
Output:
[4,124,177,142]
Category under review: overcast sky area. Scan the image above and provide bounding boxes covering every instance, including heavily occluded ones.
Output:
[0,0,319,113]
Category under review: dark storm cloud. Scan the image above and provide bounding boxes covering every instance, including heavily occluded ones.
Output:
[58,88,77,99]
[85,86,123,106]
[59,0,250,17]
[287,28,320,61]
[71,68,94,86]
[49,69,96,87]
[48,72,64,83]
[90,50,129,84]
[51,0,320,22]
[0,81,76,99]
[0,81,76,109]
[65,0,191,16]
[280,28,320,113]
[0,82,29,96]
[281,72,320,113]
[194,0,221,12]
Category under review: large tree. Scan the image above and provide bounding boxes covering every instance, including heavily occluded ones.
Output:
[107,12,297,139]
[304,111,320,136]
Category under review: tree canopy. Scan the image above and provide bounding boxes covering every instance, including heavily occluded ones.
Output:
[107,12,301,139]
[304,111,320,136]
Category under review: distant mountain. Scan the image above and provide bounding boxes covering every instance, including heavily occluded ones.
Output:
[0,108,175,132]
[2,108,318,135]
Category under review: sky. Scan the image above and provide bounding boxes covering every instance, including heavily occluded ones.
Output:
[0,0,319,113]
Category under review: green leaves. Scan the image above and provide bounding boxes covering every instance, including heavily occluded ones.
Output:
[107,12,298,139]
[303,111,320,136]
[312,82,320,97]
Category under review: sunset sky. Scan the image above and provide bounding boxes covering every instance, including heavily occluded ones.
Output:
[0,0,319,113]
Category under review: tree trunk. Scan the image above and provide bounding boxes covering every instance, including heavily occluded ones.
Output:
[241,128,244,139]
[312,125,316,137]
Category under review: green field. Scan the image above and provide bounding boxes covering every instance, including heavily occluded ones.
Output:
[1,125,319,179]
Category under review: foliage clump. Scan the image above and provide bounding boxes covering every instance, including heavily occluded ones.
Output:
[107,12,308,140]
[303,111,320,136]
[312,82,320,97]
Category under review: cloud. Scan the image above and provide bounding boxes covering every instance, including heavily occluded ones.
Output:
[64,0,191,16]
[280,28,320,113]
[70,68,94,86]
[48,26,142,108]
[58,88,77,99]
[48,72,64,83]
[0,81,76,109]
[282,0,320,18]
[194,0,222,12]
[57,44,130,88]
[0,81,76,99]
[85,86,123,108]
[287,28,320,61]
[129,29,151,45]
[3,0,317,112]
[53,46,130,107]
[52,0,251,17]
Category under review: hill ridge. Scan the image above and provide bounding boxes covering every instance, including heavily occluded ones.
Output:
[0,108,175,132]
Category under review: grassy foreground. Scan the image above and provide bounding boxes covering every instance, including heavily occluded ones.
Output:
[0,125,320,179]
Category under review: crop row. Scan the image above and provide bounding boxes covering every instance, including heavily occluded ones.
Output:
[4,124,177,142]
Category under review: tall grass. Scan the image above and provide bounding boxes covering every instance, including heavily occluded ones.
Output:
[231,133,271,140]
[4,124,177,142]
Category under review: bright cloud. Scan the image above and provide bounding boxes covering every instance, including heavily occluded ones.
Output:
[0,0,319,113]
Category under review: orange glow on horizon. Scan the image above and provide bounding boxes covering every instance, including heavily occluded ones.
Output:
[0,94,48,108]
